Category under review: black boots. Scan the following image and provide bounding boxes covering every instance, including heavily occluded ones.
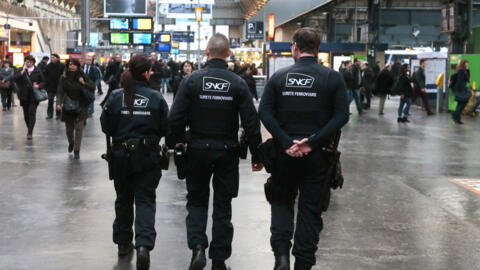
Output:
[74,151,80,159]
[293,261,312,270]
[274,254,290,270]
[117,243,133,257]
[189,245,207,270]
[68,144,74,153]
[211,260,230,270]
[136,246,150,270]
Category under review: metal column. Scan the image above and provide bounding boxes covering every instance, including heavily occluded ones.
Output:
[367,0,380,66]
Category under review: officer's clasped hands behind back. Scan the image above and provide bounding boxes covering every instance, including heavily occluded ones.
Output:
[100,54,169,270]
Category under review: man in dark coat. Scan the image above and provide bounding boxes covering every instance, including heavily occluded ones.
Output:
[148,52,163,91]
[412,59,434,115]
[101,54,124,107]
[361,62,375,109]
[44,53,65,119]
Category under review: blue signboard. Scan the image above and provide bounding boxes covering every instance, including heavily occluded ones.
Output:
[157,43,171,52]
[172,31,195,43]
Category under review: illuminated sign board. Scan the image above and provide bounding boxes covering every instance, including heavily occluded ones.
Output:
[110,32,130,45]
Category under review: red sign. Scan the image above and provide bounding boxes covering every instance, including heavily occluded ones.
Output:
[268,13,275,40]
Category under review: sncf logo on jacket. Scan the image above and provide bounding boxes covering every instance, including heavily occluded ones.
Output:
[123,93,150,108]
[286,73,315,88]
[203,77,231,92]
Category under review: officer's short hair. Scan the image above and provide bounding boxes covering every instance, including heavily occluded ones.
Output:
[292,28,320,55]
[207,33,230,58]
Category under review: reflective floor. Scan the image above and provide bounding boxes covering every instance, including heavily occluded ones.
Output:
[1,93,480,270]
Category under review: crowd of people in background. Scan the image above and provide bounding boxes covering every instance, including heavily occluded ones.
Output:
[0,50,474,152]
[339,57,473,125]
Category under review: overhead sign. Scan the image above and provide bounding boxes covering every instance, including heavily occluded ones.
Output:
[110,32,130,45]
[246,21,264,40]
[158,4,212,19]
[109,18,130,31]
[156,33,171,43]
[230,38,241,49]
[172,31,194,43]
[104,0,147,16]
[89,33,100,47]
[159,0,214,3]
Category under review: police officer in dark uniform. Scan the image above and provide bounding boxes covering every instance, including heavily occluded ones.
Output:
[100,54,169,270]
[258,28,349,270]
[168,33,263,270]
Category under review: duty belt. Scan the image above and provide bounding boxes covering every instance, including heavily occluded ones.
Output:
[112,138,161,152]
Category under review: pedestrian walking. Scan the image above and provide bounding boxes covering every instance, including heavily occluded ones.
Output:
[44,53,65,119]
[56,59,95,159]
[412,59,434,115]
[397,64,413,123]
[375,65,394,115]
[13,55,45,140]
[451,60,470,124]
[0,61,14,111]
[171,60,193,98]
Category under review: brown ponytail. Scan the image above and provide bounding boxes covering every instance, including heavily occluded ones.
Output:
[121,54,152,115]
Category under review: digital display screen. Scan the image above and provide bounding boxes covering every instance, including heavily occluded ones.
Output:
[110,33,130,45]
[105,0,147,15]
[132,18,153,30]
[157,33,171,42]
[133,33,152,45]
[109,19,130,30]
[157,43,171,52]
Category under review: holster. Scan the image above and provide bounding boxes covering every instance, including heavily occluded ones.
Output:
[160,144,170,171]
[257,139,277,173]
[264,177,275,204]
[174,143,186,180]
[239,130,248,159]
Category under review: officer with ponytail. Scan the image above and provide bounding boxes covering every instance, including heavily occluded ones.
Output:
[100,54,169,270]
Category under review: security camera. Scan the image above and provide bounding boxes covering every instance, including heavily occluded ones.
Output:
[28,21,33,26]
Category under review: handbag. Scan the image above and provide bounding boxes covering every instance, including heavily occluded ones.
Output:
[33,87,48,102]
[0,80,10,89]
[454,90,472,103]
[24,72,48,102]
[62,95,81,116]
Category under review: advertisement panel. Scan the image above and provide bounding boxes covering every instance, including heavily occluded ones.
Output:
[246,21,264,40]
[158,4,212,19]
[105,0,147,16]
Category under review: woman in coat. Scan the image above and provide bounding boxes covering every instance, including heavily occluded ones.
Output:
[56,59,95,159]
[241,65,259,101]
[452,60,470,124]
[171,61,193,98]
[397,64,413,123]
[13,55,45,140]
[375,65,394,115]
[0,61,14,111]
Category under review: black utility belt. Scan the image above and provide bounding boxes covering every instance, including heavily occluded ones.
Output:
[112,140,161,153]
[189,142,239,151]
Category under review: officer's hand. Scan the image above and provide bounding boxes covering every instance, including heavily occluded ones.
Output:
[293,138,312,155]
[56,105,62,111]
[285,145,304,158]
[252,163,263,171]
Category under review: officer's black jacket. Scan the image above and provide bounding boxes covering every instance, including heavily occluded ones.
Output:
[259,56,349,150]
[168,58,262,161]
[100,79,169,143]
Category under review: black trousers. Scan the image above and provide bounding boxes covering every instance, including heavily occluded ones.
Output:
[47,91,59,117]
[1,88,12,109]
[112,150,162,250]
[185,148,239,261]
[22,103,38,135]
[270,150,329,266]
